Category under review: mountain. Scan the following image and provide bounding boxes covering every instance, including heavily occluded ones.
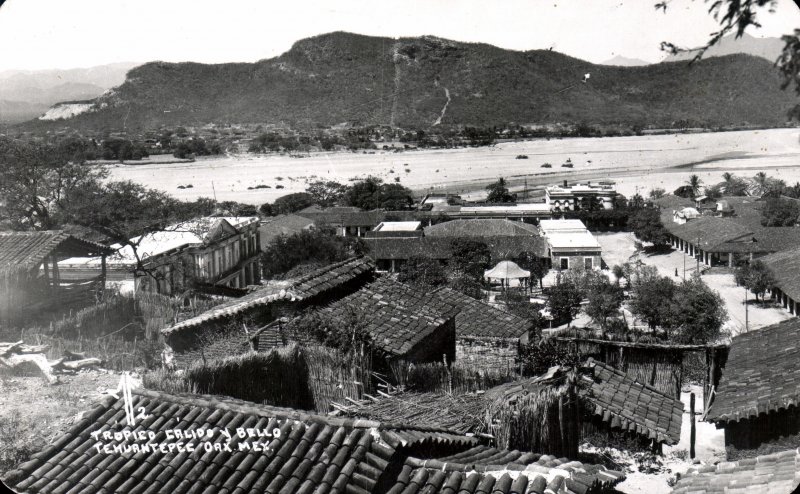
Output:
[0,62,139,123]
[663,33,784,63]
[600,55,650,66]
[17,32,799,132]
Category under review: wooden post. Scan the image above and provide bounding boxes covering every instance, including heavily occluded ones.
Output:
[704,348,710,414]
[690,392,696,459]
[100,255,107,301]
[558,394,566,457]
[51,255,60,286]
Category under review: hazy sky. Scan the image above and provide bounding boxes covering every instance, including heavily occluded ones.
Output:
[1,0,799,71]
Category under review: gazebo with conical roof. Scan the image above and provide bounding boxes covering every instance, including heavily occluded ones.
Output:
[484,260,530,290]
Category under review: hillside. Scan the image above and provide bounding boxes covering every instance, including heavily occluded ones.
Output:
[0,62,139,124]
[18,32,799,132]
[663,33,784,63]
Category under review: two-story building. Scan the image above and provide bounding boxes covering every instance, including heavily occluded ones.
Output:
[545,181,617,211]
[60,216,261,296]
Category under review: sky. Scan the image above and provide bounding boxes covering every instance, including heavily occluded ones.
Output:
[0,0,799,72]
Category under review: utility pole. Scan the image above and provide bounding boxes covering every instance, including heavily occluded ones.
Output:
[696,235,700,274]
[744,286,749,332]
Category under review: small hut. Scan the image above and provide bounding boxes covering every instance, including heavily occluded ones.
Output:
[433,287,533,374]
[0,231,111,326]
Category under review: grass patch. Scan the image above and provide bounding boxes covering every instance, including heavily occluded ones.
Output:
[0,411,44,474]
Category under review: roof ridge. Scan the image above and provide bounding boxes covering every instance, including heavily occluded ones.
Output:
[132,388,383,428]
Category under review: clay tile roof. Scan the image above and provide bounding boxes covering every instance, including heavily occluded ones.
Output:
[319,277,459,356]
[0,231,111,268]
[671,448,800,494]
[761,245,800,302]
[2,389,625,494]
[707,318,800,424]
[162,256,374,335]
[664,217,758,252]
[581,359,683,445]
[432,287,532,339]
[424,219,541,237]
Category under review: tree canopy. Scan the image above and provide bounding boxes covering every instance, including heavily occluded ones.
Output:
[485,177,515,203]
[761,197,800,226]
[343,176,414,210]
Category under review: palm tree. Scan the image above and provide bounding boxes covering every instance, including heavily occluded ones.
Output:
[686,174,703,197]
[722,172,734,184]
[753,171,769,197]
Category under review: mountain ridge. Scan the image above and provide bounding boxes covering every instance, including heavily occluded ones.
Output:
[15,32,800,132]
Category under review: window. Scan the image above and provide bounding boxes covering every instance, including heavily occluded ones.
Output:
[584,257,593,270]
[560,258,569,270]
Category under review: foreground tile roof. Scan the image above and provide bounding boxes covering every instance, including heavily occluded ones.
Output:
[581,359,683,445]
[318,277,459,356]
[0,231,111,268]
[162,257,374,335]
[707,318,800,424]
[432,287,532,339]
[3,389,625,494]
[671,448,800,494]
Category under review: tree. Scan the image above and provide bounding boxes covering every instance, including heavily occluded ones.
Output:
[0,138,107,230]
[513,251,549,289]
[648,188,666,200]
[784,182,800,199]
[547,276,583,327]
[671,274,728,344]
[735,260,776,301]
[343,176,414,210]
[628,208,670,246]
[260,230,360,278]
[397,257,448,291]
[503,290,547,334]
[753,171,770,196]
[271,193,315,215]
[448,238,492,281]
[705,183,723,200]
[485,177,515,203]
[305,180,346,208]
[627,193,646,210]
[584,278,624,333]
[629,274,677,333]
[215,201,258,217]
[720,173,748,196]
[376,183,415,210]
[761,197,800,226]
[686,174,703,197]
[63,180,191,278]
